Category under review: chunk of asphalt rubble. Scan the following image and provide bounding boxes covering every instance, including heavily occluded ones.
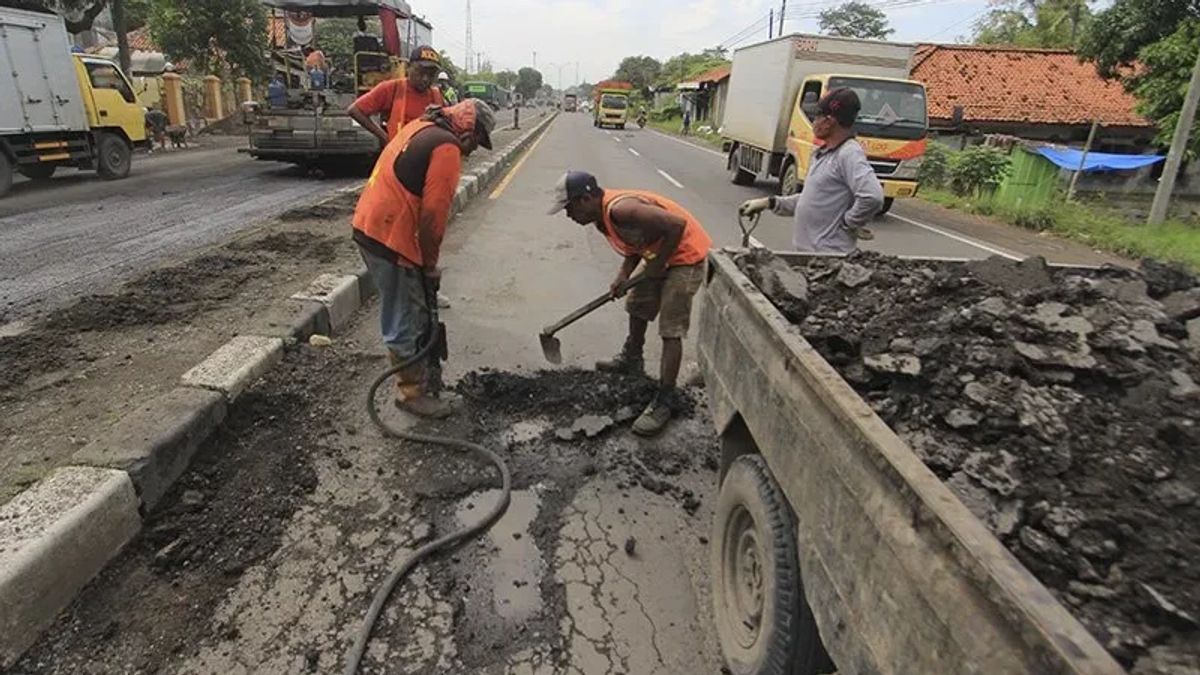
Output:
[613,406,639,423]
[1168,370,1200,401]
[556,414,616,441]
[1139,583,1199,628]
[944,408,982,429]
[836,262,873,289]
[863,353,921,377]
[624,536,637,556]
[750,251,810,321]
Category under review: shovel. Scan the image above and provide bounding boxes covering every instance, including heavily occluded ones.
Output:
[539,274,648,364]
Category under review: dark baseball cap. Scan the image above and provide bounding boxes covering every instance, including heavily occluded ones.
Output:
[410,45,441,68]
[547,170,600,214]
[817,88,861,127]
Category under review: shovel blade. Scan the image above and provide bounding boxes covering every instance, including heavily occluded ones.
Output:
[539,333,563,364]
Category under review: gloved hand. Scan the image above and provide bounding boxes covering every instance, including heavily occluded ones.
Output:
[739,197,771,217]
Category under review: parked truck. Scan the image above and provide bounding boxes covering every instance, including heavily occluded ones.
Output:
[0,6,147,197]
[593,80,632,129]
[723,34,928,214]
[697,249,1125,675]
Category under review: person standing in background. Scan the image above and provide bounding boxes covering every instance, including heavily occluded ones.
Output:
[347,46,445,145]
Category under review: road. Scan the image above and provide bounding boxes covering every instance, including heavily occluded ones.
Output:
[14,113,1126,675]
[0,138,358,320]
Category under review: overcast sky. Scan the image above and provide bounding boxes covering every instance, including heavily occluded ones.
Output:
[419,0,994,86]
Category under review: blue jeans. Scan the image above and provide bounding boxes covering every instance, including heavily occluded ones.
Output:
[358,246,431,361]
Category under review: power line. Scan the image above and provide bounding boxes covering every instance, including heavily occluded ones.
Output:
[719,13,773,50]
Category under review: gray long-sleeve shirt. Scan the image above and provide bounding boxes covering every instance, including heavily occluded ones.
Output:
[773,138,884,253]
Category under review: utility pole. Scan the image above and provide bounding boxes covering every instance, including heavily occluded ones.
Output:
[779,0,787,36]
[111,0,130,74]
[1068,119,1098,201]
[465,0,473,73]
[769,9,774,39]
[533,51,537,69]
[575,62,580,86]
[1148,45,1200,225]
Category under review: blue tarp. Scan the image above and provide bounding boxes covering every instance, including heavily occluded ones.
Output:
[1034,147,1165,172]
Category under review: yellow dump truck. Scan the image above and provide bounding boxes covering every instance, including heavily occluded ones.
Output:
[1,6,147,197]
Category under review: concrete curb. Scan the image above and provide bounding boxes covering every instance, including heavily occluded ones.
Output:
[0,111,558,668]
[0,467,140,667]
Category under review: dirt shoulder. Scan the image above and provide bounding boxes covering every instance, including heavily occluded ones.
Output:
[0,125,526,506]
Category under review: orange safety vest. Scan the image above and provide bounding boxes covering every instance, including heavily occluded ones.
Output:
[601,190,712,266]
[353,119,444,266]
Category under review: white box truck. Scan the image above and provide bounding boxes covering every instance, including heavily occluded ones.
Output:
[1,6,147,197]
[723,34,928,213]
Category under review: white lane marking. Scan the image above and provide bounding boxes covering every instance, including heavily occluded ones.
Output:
[885,212,1023,260]
[614,136,622,142]
[603,129,612,135]
[628,148,640,157]
[657,169,684,189]
[648,129,726,158]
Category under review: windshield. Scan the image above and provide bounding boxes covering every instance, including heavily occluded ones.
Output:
[601,94,627,110]
[829,77,927,140]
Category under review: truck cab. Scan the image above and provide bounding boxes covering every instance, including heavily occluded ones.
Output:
[593,81,632,129]
[784,74,927,209]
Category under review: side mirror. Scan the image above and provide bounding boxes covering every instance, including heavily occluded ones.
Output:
[801,91,820,118]
[951,105,964,128]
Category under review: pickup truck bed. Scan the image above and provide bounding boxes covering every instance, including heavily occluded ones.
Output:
[697,250,1125,674]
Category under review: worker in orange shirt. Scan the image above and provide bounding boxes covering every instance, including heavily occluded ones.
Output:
[347,45,445,146]
[548,171,714,436]
[352,99,495,418]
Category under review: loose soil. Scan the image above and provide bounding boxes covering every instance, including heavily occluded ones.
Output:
[737,249,1200,671]
[0,194,361,504]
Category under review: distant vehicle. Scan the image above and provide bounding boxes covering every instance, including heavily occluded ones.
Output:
[563,94,578,112]
[1,6,148,197]
[241,0,427,171]
[463,81,511,110]
[593,80,632,129]
[723,34,928,213]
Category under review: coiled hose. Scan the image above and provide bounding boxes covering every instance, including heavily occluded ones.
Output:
[343,288,512,675]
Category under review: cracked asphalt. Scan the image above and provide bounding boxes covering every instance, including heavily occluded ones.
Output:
[14,114,725,674]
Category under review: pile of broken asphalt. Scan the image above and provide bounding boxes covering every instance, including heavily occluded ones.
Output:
[737,249,1200,671]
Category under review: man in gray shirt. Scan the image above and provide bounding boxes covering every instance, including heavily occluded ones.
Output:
[740,88,883,253]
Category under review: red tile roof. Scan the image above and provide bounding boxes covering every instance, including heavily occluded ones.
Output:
[681,64,731,86]
[910,44,1151,128]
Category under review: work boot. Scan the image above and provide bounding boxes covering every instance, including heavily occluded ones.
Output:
[595,342,644,375]
[631,398,672,437]
[392,359,455,419]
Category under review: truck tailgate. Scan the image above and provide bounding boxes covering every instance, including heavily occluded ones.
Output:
[697,251,1124,674]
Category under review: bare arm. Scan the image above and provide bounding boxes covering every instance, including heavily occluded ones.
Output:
[610,200,686,279]
[610,254,641,298]
[348,104,389,145]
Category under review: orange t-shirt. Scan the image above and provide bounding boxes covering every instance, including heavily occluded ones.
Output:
[352,78,445,141]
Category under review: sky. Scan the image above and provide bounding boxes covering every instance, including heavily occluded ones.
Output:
[418,0,997,87]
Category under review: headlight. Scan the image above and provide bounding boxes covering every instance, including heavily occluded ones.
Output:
[892,156,922,180]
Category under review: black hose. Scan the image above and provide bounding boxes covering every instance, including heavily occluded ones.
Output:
[343,308,512,675]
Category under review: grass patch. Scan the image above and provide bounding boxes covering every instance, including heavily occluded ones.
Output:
[647,114,724,151]
[919,187,1200,271]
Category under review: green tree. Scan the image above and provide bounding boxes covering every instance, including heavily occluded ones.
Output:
[1078,0,1196,78]
[974,0,1092,47]
[614,55,662,98]
[818,1,894,39]
[655,52,728,87]
[949,146,1011,196]
[495,69,518,90]
[147,0,268,78]
[515,66,543,99]
[1131,19,1200,155]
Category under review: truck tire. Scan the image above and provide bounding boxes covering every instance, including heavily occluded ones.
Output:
[712,454,832,675]
[0,153,12,198]
[96,133,132,180]
[19,164,56,180]
[779,161,801,196]
[728,146,754,186]
[878,197,894,216]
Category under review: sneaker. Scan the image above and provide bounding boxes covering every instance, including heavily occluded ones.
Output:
[595,348,644,375]
[631,400,672,437]
[397,394,455,419]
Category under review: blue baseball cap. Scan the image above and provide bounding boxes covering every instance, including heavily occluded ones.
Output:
[548,170,600,214]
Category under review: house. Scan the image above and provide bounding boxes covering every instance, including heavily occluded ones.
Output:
[677,64,730,129]
[910,44,1157,152]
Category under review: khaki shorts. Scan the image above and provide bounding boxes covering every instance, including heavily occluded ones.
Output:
[626,262,706,339]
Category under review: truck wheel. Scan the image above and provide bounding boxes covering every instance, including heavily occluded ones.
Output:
[878,197,894,216]
[96,133,132,180]
[779,162,801,196]
[0,153,12,198]
[728,146,754,186]
[19,164,56,180]
[713,454,830,675]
